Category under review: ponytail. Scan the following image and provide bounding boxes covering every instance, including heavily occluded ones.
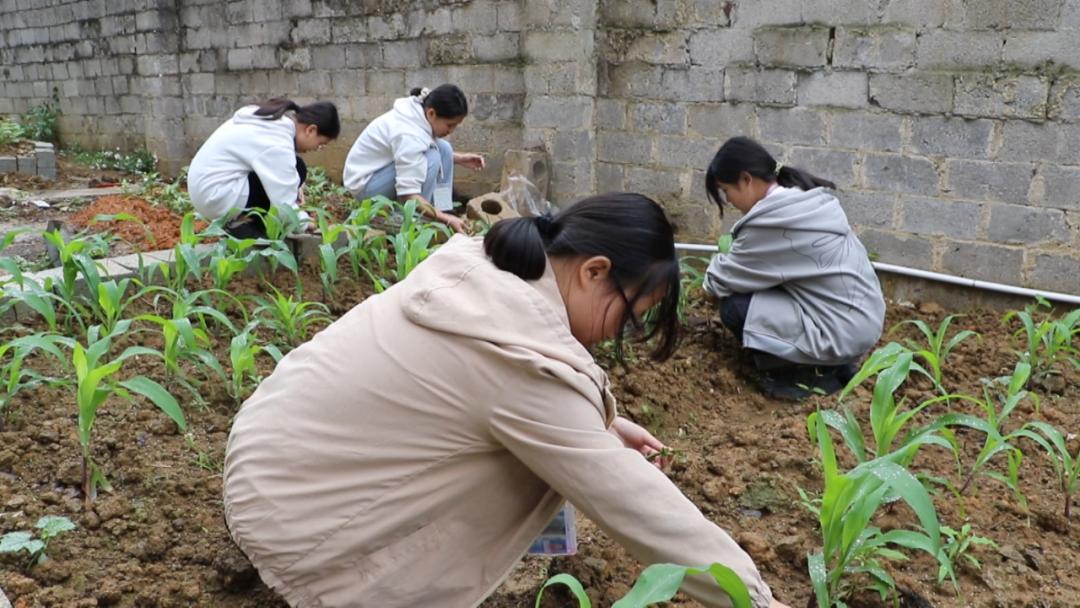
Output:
[484,193,681,361]
[410,84,468,119]
[705,136,835,215]
[253,98,341,139]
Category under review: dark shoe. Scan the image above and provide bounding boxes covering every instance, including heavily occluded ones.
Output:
[225,216,267,240]
[755,365,848,401]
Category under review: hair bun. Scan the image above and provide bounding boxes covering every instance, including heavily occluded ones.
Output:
[534,213,556,238]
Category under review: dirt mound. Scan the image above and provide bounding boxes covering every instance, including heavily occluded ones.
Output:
[69,195,199,251]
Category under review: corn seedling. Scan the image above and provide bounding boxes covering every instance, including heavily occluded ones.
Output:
[890,314,978,393]
[247,206,301,279]
[70,322,186,507]
[936,523,997,588]
[228,322,284,404]
[535,562,753,608]
[0,333,73,429]
[383,199,446,287]
[41,227,108,320]
[805,412,947,608]
[315,210,351,298]
[252,286,332,347]
[158,213,209,293]
[1,276,82,334]
[1004,298,1080,386]
[1015,421,1080,518]
[0,515,76,569]
[839,342,933,401]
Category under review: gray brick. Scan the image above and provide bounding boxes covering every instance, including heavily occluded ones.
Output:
[688,28,754,66]
[292,18,331,44]
[524,31,591,63]
[625,166,682,198]
[869,73,954,114]
[941,241,1024,284]
[1039,165,1080,211]
[945,0,1064,31]
[899,196,982,239]
[15,155,35,175]
[604,63,664,99]
[864,153,940,196]
[1029,253,1080,294]
[753,26,830,68]
[787,147,859,189]
[551,130,594,158]
[910,116,994,159]
[724,67,795,105]
[946,160,1033,204]
[630,102,686,134]
[687,103,756,139]
[998,120,1080,164]
[472,33,519,63]
[598,131,651,164]
[1048,75,1080,121]
[624,31,687,65]
[451,1,498,34]
[550,160,594,202]
[310,45,346,69]
[656,66,724,103]
[857,229,934,268]
[829,110,903,152]
[525,95,593,130]
[881,0,948,28]
[954,74,1049,120]
[330,19,366,43]
[833,26,916,71]
[797,71,868,109]
[840,191,897,229]
[383,40,424,68]
[915,31,1004,68]
[596,162,625,192]
[0,156,16,173]
[596,99,626,130]
[731,0,801,27]
[987,204,1071,245]
[345,43,380,68]
[227,47,253,70]
[654,135,716,170]
[799,0,879,23]
[758,107,827,146]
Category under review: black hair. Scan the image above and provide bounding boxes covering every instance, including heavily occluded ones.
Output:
[254,98,341,139]
[484,193,680,361]
[705,136,835,214]
[409,84,468,119]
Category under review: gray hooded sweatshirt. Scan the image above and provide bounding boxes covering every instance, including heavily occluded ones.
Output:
[704,186,885,366]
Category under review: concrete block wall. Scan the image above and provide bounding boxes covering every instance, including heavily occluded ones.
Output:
[3,0,1080,293]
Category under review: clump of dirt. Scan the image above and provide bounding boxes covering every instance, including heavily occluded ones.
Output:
[69,195,203,251]
[0,141,35,156]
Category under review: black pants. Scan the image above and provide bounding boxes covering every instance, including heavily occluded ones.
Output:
[719,293,789,371]
[229,155,307,239]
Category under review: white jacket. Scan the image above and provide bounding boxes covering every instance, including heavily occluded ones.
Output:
[188,106,308,223]
[343,95,436,197]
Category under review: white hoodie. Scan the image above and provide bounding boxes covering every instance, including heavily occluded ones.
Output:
[187,106,308,223]
[343,95,436,197]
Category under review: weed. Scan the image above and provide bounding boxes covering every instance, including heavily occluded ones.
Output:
[0,515,76,569]
[20,102,59,142]
[0,118,23,145]
[937,523,996,588]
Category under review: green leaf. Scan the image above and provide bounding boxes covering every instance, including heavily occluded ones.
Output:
[0,531,37,553]
[118,376,186,432]
[535,573,591,608]
[36,515,76,539]
[808,552,829,608]
[611,563,689,608]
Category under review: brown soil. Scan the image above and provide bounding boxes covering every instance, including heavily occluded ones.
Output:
[0,141,35,157]
[1,279,1078,607]
[69,195,203,252]
[0,156,136,192]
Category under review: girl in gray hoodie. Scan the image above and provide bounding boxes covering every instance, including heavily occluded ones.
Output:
[703,136,885,400]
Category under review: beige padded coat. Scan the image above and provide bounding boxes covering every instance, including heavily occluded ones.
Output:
[223,236,774,608]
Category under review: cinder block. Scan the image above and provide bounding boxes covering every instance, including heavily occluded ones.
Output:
[500,149,552,202]
[829,110,903,152]
[864,153,940,196]
[657,65,723,103]
[1002,32,1080,71]
[1039,165,1080,211]
[833,26,916,71]
[16,155,36,175]
[596,99,626,130]
[954,74,1049,120]
[915,31,1004,68]
[840,191,897,229]
[1048,75,1080,121]
[0,157,16,173]
[899,196,982,239]
[310,45,346,69]
[787,147,859,189]
[596,162,625,192]
[687,103,756,140]
[688,28,753,66]
[869,73,954,114]
[466,193,520,225]
[987,204,1071,245]
[945,0,1064,31]
[1029,252,1080,294]
[753,26,830,68]
[629,102,686,134]
[623,31,688,65]
[758,107,827,146]
[797,71,868,109]
[941,241,1024,284]
[603,63,664,99]
[653,136,716,170]
[549,160,594,203]
[524,95,592,130]
[910,116,994,159]
[856,229,935,269]
[598,131,651,165]
[946,159,1032,204]
[724,67,796,105]
[625,167,682,198]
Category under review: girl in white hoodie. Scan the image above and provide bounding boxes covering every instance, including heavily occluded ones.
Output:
[343,84,485,233]
[703,136,885,400]
[188,99,340,238]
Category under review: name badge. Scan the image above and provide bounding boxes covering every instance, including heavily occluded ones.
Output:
[433,185,453,211]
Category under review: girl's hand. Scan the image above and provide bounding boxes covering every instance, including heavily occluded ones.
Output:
[436,211,468,234]
[610,417,668,469]
[454,153,486,171]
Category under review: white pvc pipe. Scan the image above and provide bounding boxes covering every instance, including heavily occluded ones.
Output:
[675,242,1080,307]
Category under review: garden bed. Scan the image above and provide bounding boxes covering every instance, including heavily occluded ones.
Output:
[1,259,1077,608]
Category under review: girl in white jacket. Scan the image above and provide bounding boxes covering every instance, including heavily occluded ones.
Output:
[343,85,485,233]
[188,99,340,238]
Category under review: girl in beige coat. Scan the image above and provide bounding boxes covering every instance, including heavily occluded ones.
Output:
[223,193,789,608]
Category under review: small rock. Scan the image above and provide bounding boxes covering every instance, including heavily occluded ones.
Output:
[80,511,101,530]
[1039,374,1066,394]
[0,571,37,597]
[0,450,16,469]
[56,460,82,487]
[701,479,726,504]
[774,535,805,567]
[918,301,945,315]
[31,559,71,585]
[31,427,59,445]
[95,580,123,606]
[180,581,201,601]
[95,496,131,522]
[736,532,770,560]
[4,495,27,509]
[582,557,608,573]
[997,544,1027,567]
[40,491,62,506]
[213,547,259,593]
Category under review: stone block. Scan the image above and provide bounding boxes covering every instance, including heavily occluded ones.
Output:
[596,99,626,130]
[1048,75,1080,121]
[954,74,1049,120]
[1029,252,1080,294]
[525,96,593,130]
[864,153,940,196]
[833,26,916,71]
[227,47,254,70]
[946,160,1033,204]
[653,136,716,170]
[501,149,552,202]
[292,18,331,44]
[311,45,347,69]
[687,103,756,139]
[688,28,754,66]
[625,166,682,198]
[945,0,1064,31]
[868,73,954,114]
[623,31,688,65]
[881,0,948,28]
[657,66,724,103]
[596,162,625,192]
[787,147,859,189]
[987,204,1071,245]
[472,33,519,63]
[997,120,1080,164]
[915,31,1004,68]
[630,102,686,134]
[899,196,982,239]
[724,67,796,106]
[15,155,36,175]
[840,191,897,229]
[466,193,520,225]
[525,30,590,63]
[603,63,664,99]
[452,1,498,34]
[1039,165,1080,211]
[857,229,935,268]
[0,157,16,173]
[549,160,594,203]
[758,107,827,146]
[753,25,830,68]
[345,43,381,68]
[941,241,1024,284]
[598,131,651,165]
[797,71,868,109]
[910,116,994,159]
[828,110,904,152]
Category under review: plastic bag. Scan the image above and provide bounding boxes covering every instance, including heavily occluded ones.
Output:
[500,173,556,217]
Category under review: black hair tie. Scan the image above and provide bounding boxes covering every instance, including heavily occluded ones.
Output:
[534,213,556,239]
